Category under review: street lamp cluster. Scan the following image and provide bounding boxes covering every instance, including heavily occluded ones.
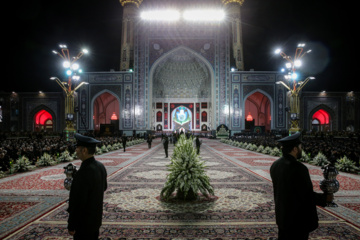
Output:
[275,43,315,134]
[51,44,89,140]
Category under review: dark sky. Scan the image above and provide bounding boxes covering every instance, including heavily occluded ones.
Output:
[5,0,355,93]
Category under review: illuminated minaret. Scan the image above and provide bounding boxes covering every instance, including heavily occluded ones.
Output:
[222,0,245,71]
[119,0,143,70]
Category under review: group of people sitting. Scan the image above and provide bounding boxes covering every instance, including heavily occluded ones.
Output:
[0,132,139,172]
[231,131,360,166]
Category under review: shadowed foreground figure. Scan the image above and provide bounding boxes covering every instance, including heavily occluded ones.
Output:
[270,132,333,240]
[67,133,107,240]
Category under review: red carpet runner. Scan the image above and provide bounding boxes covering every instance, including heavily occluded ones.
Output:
[1,139,359,239]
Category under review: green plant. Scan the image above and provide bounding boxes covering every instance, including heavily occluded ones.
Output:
[111,143,120,150]
[335,156,360,173]
[261,146,272,155]
[256,145,265,153]
[160,135,214,201]
[0,170,5,178]
[270,147,282,157]
[36,153,56,167]
[58,150,74,162]
[247,144,257,151]
[299,151,311,163]
[311,152,329,167]
[96,146,102,155]
[13,155,31,172]
[101,145,108,153]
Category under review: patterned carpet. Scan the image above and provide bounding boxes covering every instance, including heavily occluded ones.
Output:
[1,139,360,239]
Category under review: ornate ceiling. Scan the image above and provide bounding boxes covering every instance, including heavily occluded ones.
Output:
[153,48,211,99]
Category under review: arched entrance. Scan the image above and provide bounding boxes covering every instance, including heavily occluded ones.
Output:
[149,46,214,132]
[311,109,331,132]
[244,92,271,133]
[93,92,120,133]
[34,110,53,132]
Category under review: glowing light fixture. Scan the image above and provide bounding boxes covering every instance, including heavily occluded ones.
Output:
[246,112,253,121]
[140,10,180,21]
[246,100,253,121]
[111,112,118,120]
[183,9,225,21]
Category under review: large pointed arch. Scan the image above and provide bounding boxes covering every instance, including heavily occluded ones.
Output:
[243,89,274,131]
[90,89,121,130]
[28,104,57,132]
[308,104,336,131]
[148,46,215,130]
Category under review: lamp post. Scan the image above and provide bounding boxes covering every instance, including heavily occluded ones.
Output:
[52,44,89,140]
[275,43,314,134]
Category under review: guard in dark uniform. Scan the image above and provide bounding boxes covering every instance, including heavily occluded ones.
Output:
[195,136,201,154]
[122,134,127,152]
[147,134,152,149]
[163,136,169,158]
[270,132,333,240]
[67,133,107,240]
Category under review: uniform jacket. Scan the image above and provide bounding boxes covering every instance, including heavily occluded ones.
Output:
[163,138,169,149]
[67,157,107,232]
[270,154,326,233]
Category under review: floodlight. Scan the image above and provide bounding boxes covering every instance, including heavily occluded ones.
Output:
[294,60,302,67]
[140,10,180,21]
[275,49,281,54]
[71,63,80,70]
[63,61,71,68]
[183,9,225,21]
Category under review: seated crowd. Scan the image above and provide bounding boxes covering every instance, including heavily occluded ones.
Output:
[231,130,360,167]
[1,130,360,172]
[0,131,139,172]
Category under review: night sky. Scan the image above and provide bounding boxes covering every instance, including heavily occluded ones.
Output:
[5,0,355,93]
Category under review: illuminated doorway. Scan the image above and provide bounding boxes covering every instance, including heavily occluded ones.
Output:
[172,106,192,132]
[34,110,53,132]
[244,92,271,133]
[93,92,120,132]
[311,109,330,132]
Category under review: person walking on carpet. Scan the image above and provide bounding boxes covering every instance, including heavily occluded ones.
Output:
[195,135,201,154]
[122,134,127,152]
[163,136,169,158]
[67,133,108,240]
[270,132,333,240]
[147,134,152,148]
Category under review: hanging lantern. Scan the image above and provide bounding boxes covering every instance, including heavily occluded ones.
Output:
[111,112,118,120]
[246,112,253,121]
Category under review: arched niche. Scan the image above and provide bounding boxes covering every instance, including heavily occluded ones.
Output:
[34,109,53,132]
[243,91,273,132]
[91,90,121,131]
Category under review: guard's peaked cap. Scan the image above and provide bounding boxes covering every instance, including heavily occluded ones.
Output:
[74,133,100,147]
[277,132,302,147]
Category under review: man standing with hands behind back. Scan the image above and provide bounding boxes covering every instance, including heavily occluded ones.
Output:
[270,132,333,240]
[67,133,107,240]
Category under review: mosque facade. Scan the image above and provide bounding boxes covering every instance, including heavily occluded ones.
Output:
[0,0,359,135]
